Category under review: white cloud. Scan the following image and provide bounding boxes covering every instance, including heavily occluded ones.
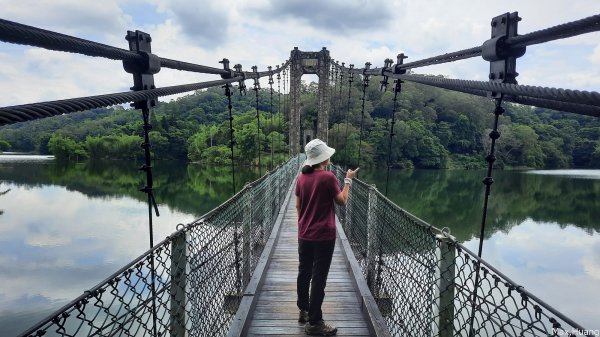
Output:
[0,183,194,307]
[591,43,600,65]
[0,0,598,107]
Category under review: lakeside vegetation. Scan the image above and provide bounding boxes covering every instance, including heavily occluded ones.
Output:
[0,77,599,169]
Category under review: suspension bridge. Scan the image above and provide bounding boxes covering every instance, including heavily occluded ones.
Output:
[1,11,599,337]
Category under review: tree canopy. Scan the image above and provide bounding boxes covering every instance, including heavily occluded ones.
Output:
[0,80,598,169]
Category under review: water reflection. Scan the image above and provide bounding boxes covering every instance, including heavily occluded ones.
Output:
[361,169,600,242]
[361,168,600,329]
[0,157,260,336]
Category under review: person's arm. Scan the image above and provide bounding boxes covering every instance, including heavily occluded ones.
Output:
[296,196,301,215]
[335,168,359,205]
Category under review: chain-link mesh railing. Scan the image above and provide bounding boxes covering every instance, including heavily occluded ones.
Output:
[16,155,302,337]
[332,165,588,337]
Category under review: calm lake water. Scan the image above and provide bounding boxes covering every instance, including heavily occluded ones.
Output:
[0,155,598,334]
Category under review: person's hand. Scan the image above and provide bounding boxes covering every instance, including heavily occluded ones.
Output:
[346,167,359,179]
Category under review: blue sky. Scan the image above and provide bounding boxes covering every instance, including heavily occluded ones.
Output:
[0,0,598,107]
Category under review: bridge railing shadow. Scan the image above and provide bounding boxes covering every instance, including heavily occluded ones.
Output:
[332,165,585,337]
[15,155,302,337]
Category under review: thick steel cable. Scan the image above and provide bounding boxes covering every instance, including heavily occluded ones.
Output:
[467,97,504,337]
[269,68,275,170]
[224,83,236,194]
[397,47,483,70]
[431,84,600,117]
[331,65,339,148]
[0,19,292,76]
[252,66,262,176]
[283,67,288,155]
[0,77,241,126]
[337,15,599,73]
[505,14,600,49]
[384,72,600,107]
[385,79,401,197]
[378,72,600,117]
[342,65,355,168]
[277,71,282,166]
[337,64,345,139]
[357,67,370,170]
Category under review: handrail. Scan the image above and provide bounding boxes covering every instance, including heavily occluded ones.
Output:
[16,155,303,337]
[331,165,587,336]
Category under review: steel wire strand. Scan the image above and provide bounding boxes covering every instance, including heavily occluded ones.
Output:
[455,243,587,331]
[384,72,600,107]
[0,77,242,126]
[450,281,547,333]
[333,67,600,116]
[506,14,600,48]
[413,84,600,117]
[0,19,293,76]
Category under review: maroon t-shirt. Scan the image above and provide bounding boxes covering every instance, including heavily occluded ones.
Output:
[295,170,342,241]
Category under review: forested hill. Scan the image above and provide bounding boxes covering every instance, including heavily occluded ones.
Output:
[0,78,599,169]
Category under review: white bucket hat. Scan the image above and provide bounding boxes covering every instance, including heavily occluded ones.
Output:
[303,139,336,166]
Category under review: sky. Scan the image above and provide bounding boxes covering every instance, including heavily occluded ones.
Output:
[0,0,599,108]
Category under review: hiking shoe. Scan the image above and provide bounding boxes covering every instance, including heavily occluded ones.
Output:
[298,310,309,323]
[304,320,337,336]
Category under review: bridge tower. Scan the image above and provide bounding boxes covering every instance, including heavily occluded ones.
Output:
[289,47,331,155]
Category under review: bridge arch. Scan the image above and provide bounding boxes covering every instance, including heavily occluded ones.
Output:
[288,47,331,155]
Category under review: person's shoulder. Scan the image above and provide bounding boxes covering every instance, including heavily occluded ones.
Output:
[319,170,337,180]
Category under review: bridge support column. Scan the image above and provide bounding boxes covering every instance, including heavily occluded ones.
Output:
[288,47,332,156]
[289,49,303,156]
[434,234,456,337]
[170,231,187,337]
[316,49,331,142]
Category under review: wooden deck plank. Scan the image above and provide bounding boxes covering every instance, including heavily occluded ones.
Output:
[245,195,371,337]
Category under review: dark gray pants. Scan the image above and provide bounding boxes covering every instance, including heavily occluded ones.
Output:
[297,239,336,324]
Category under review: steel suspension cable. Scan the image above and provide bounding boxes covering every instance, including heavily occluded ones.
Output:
[383,56,401,197]
[331,63,339,147]
[468,97,505,337]
[252,66,262,176]
[0,77,241,126]
[277,69,282,166]
[224,83,236,194]
[349,15,599,73]
[343,64,355,168]
[268,67,275,170]
[357,62,371,170]
[219,59,237,194]
[505,13,600,49]
[336,63,345,149]
[0,19,229,75]
[283,66,288,155]
[384,72,600,109]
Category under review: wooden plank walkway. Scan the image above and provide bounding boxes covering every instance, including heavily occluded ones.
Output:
[246,198,372,336]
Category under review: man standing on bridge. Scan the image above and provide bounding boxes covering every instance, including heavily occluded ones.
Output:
[295,139,358,336]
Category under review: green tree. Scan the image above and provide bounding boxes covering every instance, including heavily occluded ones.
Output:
[48,134,88,161]
[0,139,11,152]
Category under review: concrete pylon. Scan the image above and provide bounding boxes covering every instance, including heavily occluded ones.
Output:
[288,47,331,156]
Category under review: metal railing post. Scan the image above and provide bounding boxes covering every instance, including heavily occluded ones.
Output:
[366,185,379,289]
[434,234,456,337]
[242,183,254,286]
[170,230,187,337]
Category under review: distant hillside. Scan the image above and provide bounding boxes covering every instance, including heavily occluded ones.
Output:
[0,81,599,169]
